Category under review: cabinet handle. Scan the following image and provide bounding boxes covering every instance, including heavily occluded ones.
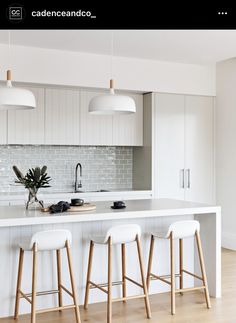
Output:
[186,169,190,188]
[180,169,185,188]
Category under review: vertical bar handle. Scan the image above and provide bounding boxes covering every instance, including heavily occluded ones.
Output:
[180,169,185,188]
[186,169,190,188]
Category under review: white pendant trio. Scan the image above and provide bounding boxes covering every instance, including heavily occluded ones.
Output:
[0,31,36,111]
[88,32,136,115]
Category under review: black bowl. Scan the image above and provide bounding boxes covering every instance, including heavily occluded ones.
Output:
[71,198,84,206]
[113,201,126,208]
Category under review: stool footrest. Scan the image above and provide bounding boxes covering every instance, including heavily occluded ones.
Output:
[89,276,144,294]
[176,286,206,293]
[36,304,77,314]
[112,294,146,303]
[89,280,123,290]
[150,273,181,281]
[20,289,60,303]
[23,289,59,298]
[60,284,73,298]
[20,286,75,302]
[124,275,144,289]
[89,281,108,294]
[150,273,172,285]
[182,269,203,281]
[19,291,32,304]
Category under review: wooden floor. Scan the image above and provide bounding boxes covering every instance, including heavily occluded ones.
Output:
[1,248,236,323]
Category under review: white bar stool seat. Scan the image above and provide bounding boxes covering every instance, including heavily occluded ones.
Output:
[19,229,72,251]
[84,224,151,323]
[147,220,211,315]
[91,224,142,245]
[14,229,81,323]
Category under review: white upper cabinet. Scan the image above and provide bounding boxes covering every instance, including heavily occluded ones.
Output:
[45,88,80,145]
[0,111,7,144]
[112,93,143,146]
[8,87,44,144]
[5,85,143,146]
[80,91,113,146]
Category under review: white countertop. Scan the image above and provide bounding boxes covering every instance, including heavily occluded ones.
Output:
[0,198,220,227]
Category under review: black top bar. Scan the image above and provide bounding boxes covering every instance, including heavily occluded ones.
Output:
[0,1,235,29]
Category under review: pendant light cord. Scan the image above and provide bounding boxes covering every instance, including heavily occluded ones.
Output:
[8,30,11,70]
[110,31,114,85]
[7,30,12,83]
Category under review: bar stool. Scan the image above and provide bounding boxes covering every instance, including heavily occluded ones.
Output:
[84,224,151,323]
[146,220,211,315]
[14,229,81,323]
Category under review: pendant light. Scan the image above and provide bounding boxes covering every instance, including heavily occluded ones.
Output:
[88,32,136,114]
[0,31,36,110]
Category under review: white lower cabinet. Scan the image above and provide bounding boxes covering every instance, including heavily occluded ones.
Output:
[153,93,215,204]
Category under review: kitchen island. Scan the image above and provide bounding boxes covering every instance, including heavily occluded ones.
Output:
[0,198,221,318]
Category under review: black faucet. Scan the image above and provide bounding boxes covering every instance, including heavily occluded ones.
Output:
[75,163,82,192]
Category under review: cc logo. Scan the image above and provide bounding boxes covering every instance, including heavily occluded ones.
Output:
[9,7,22,19]
[6,4,25,22]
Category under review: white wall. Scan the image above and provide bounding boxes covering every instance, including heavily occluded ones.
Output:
[0,44,215,95]
[216,58,236,249]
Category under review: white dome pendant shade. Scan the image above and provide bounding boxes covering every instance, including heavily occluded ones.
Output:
[0,70,36,110]
[88,79,136,115]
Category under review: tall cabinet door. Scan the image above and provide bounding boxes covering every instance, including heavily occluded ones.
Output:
[153,93,185,199]
[112,93,143,146]
[45,88,80,145]
[185,96,214,204]
[8,87,44,144]
[80,91,113,145]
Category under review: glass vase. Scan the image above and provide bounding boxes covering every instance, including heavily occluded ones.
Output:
[26,187,44,210]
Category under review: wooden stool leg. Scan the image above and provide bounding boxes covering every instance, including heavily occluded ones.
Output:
[107,237,112,323]
[66,241,81,323]
[136,236,151,319]
[179,239,183,295]
[195,231,211,309]
[14,248,24,319]
[121,243,126,302]
[31,243,37,323]
[84,241,94,309]
[146,235,155,290]
[56,250,63,311]
[170,233,175,315]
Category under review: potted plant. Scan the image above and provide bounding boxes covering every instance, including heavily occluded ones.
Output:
[13,165,51,209]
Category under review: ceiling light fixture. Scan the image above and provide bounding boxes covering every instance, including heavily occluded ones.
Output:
[0,31,36,110]
[88,32,136,114]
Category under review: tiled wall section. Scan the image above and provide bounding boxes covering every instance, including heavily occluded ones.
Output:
[0,146,133,193]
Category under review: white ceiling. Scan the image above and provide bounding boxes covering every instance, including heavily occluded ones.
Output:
[0,30,236,65]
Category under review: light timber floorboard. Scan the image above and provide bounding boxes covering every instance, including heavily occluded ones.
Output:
[0,248,235,323]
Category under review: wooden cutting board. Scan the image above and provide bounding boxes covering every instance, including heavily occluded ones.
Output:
[68,203,96,212]
[42,203,96,213]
